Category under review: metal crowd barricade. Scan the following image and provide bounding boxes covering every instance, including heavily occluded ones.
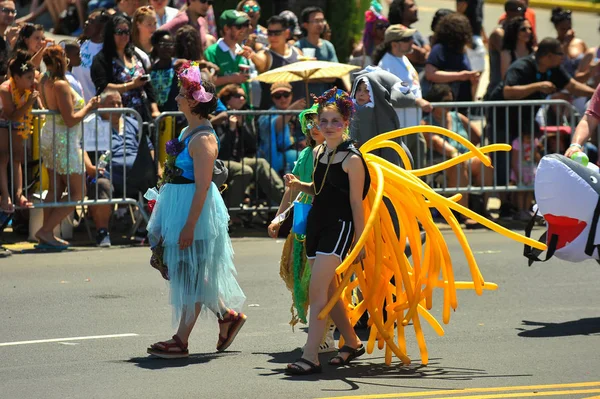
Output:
[154,109,301,216]
[8,108,150,240]
[152,100,584,217]
[415,99,580,194]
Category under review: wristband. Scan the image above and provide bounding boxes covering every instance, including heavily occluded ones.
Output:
[569,143,583,149]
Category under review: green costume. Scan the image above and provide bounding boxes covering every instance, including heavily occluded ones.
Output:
[279,105,318,327]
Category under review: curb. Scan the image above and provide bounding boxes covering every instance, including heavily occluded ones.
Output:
[485,0,599,13]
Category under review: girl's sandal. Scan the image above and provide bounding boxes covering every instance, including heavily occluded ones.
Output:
[285,358,322,375]
[147,335,189,359]
[216,310,247,352]
[328,344,366,367]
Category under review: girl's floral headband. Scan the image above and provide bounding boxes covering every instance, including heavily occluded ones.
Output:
[313,87,356,121]
[176,61,214,103]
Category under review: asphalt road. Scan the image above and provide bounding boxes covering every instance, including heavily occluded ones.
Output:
[1,231,599,399]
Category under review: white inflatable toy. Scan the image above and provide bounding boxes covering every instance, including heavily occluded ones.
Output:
[526,154,600,264]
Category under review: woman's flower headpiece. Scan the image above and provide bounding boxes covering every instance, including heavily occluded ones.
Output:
[313,87,356,121]
[176,61,214,103]
[20,63,29,72]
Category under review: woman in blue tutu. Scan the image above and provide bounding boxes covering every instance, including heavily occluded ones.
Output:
[146,61,247,359]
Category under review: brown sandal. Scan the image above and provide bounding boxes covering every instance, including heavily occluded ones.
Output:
[216,310,247,352]
[147,335,189,359]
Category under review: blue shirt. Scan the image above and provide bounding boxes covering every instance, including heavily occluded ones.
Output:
[426,43,472,101]
[108,116,153,187]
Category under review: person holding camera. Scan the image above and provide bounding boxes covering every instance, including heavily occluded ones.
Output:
[91,14,159,122]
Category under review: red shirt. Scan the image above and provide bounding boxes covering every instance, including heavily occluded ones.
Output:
[586,84,600,122]
[162,10,208,51]
[498,8,537,40]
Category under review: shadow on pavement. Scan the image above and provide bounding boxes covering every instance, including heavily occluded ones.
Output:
[124,352,236,370]
[517,318,600,338]
[253,351,532,389]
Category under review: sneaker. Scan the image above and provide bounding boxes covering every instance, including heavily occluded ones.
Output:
[319,326,337,353]
[301,324,337,353]
[96,228,111,247]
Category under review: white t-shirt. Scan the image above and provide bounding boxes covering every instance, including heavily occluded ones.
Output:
[156,6,179,28]
[379,52,422,127]
[72,40,103,102]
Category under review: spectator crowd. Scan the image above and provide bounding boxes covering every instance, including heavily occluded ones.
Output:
[0,0,598,247]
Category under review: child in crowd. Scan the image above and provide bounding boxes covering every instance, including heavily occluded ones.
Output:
[61,40,84,98]
[0,51,38,212]
[510,133,541,221]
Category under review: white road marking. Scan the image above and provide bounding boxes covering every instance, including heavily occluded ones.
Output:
[0,333,139,347]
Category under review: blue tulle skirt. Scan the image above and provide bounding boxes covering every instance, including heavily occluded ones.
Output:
[145,183,246,324]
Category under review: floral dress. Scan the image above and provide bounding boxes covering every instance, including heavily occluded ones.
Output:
[112,56,147,118]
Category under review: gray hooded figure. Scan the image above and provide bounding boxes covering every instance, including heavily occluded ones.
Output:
[350,67,426,169]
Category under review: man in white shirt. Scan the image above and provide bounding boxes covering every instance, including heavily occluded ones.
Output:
[377,25,432,166]
[377,24,431,128]
[72,9,109,102]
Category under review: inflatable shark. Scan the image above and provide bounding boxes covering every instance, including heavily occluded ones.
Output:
[525,154,600,264]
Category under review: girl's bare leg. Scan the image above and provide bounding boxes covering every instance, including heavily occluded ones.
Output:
[11,133,32,208]
[326,277,361,360]
[0,128,13,212]
[300,254,352,366]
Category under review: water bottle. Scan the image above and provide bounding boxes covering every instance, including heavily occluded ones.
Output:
[97,150,111,170]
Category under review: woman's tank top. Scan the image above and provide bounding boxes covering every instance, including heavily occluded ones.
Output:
[259,47,303,110]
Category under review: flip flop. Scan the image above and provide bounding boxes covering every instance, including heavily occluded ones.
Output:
[328,344,366,366]
[285,358,322,375]
[35,242,69,251]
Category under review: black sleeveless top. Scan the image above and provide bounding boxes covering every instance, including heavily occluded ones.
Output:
[310,142,370,222]
[259,47,305,110]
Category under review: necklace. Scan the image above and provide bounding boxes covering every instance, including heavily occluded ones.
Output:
[312,145,337,196]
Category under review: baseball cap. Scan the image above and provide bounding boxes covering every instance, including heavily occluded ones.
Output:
[219,10,250,27]
[505,0,525,13]
[270,82,292,95]
[299,104,319,135]
[384,24,416,44]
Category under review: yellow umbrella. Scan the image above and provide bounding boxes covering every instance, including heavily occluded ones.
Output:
[253,60,360,102]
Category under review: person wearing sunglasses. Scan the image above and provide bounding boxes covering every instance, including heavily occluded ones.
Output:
[0,0,16,39]
[500,16,534,79]
[257,82,307,175]
[215,83,284,212]
[388,0,430,74]
[361,4,388,60]
[162,0,215,52]
[91,15,160,122]
[236,0,267,51]
[252,15,305,109]
[204,10,256,95]
[487,38,595,199]
[374,24,431,160]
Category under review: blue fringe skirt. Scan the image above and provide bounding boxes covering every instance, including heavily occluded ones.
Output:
[145,183,246,324]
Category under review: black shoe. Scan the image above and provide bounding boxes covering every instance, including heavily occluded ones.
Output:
[96,228,111,247]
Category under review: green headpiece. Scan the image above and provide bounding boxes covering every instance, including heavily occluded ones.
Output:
[298,104,319,135]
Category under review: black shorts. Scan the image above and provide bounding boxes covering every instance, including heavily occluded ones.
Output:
[305,218,355,260]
